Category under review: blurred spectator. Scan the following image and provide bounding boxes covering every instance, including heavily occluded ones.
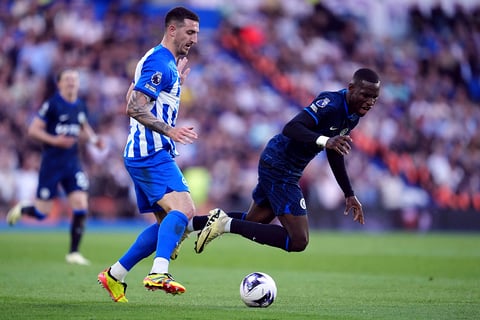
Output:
[1,0,479,227]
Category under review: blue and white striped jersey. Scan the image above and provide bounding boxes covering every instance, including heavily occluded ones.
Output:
[124,44,181,163]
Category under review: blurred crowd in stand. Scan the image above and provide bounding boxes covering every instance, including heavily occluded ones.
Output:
[0,0,479,227]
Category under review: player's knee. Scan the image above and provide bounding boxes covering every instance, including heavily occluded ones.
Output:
[182,207,195,220]
[169,205,195,220]
[160,192,195,219]
[288,236,308,252]
[68,191,88,209]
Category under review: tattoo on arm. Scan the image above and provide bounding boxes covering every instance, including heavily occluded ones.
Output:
[126,90,172,136]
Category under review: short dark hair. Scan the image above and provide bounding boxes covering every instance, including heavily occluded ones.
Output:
[56,68,77,83]
[353,68,380,84]
[164,7,199,28]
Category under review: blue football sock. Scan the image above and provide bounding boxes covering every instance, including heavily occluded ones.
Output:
[192,211,245,230]
[70,209,87,253]
[229,211,247,220]
[230,219,291,251]
[33,208,47,220]
[22,206,47,220]
[119,223,159,270]
[155,210,188,260]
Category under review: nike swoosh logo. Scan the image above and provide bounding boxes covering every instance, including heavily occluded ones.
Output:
[330,126,338,131]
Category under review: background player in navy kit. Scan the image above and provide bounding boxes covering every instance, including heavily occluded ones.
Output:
[6,68,104,266]
[97,7,199,302]
[194,68,380,254]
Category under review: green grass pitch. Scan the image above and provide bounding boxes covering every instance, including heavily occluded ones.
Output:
[1,229,479,319]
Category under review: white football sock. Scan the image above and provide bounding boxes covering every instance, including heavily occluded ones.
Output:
[110,261,128,282]
[225,218,232,232]
[150,257,169,274]
[186,218,194,232]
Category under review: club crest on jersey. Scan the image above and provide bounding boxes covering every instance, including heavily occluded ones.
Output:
[151,71,162,85]
[78,112,86,124]
[310,97,330,112]
[340,128,349,136]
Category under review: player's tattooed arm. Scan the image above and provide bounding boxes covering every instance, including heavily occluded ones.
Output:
[125,85,198,144]
[126,89,172,136]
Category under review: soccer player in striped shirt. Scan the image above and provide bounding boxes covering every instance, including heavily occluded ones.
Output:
[98,6,199,302]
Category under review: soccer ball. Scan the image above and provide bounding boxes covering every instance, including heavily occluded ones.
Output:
[239,272,277,307]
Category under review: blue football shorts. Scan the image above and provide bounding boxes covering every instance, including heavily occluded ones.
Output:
[252,162,307,217]
[37,159,88,200]
[125,153,189,214]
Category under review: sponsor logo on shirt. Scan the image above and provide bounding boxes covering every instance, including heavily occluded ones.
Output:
[55,123,80,136]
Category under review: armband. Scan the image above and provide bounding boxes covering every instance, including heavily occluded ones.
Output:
[315,135,329,148]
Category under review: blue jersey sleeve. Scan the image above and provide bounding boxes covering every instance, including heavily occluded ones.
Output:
[37,101,51,122]
[304,90,358,136]
[304,93,336,125]
[77,101,88,125]
[134,52,172,100]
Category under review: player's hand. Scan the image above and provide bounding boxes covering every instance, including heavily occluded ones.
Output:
[326,135,352,156]
[54,135,77,148]
[169,126,198,145]
[177,57,191,85]
[344,195,365,225]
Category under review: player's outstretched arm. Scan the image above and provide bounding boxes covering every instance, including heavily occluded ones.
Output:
[325,147,364,225]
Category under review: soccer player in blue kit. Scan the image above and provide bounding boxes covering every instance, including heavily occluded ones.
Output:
[97,7,199,302]
[194,68,380,254]
[6,68,103,265]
